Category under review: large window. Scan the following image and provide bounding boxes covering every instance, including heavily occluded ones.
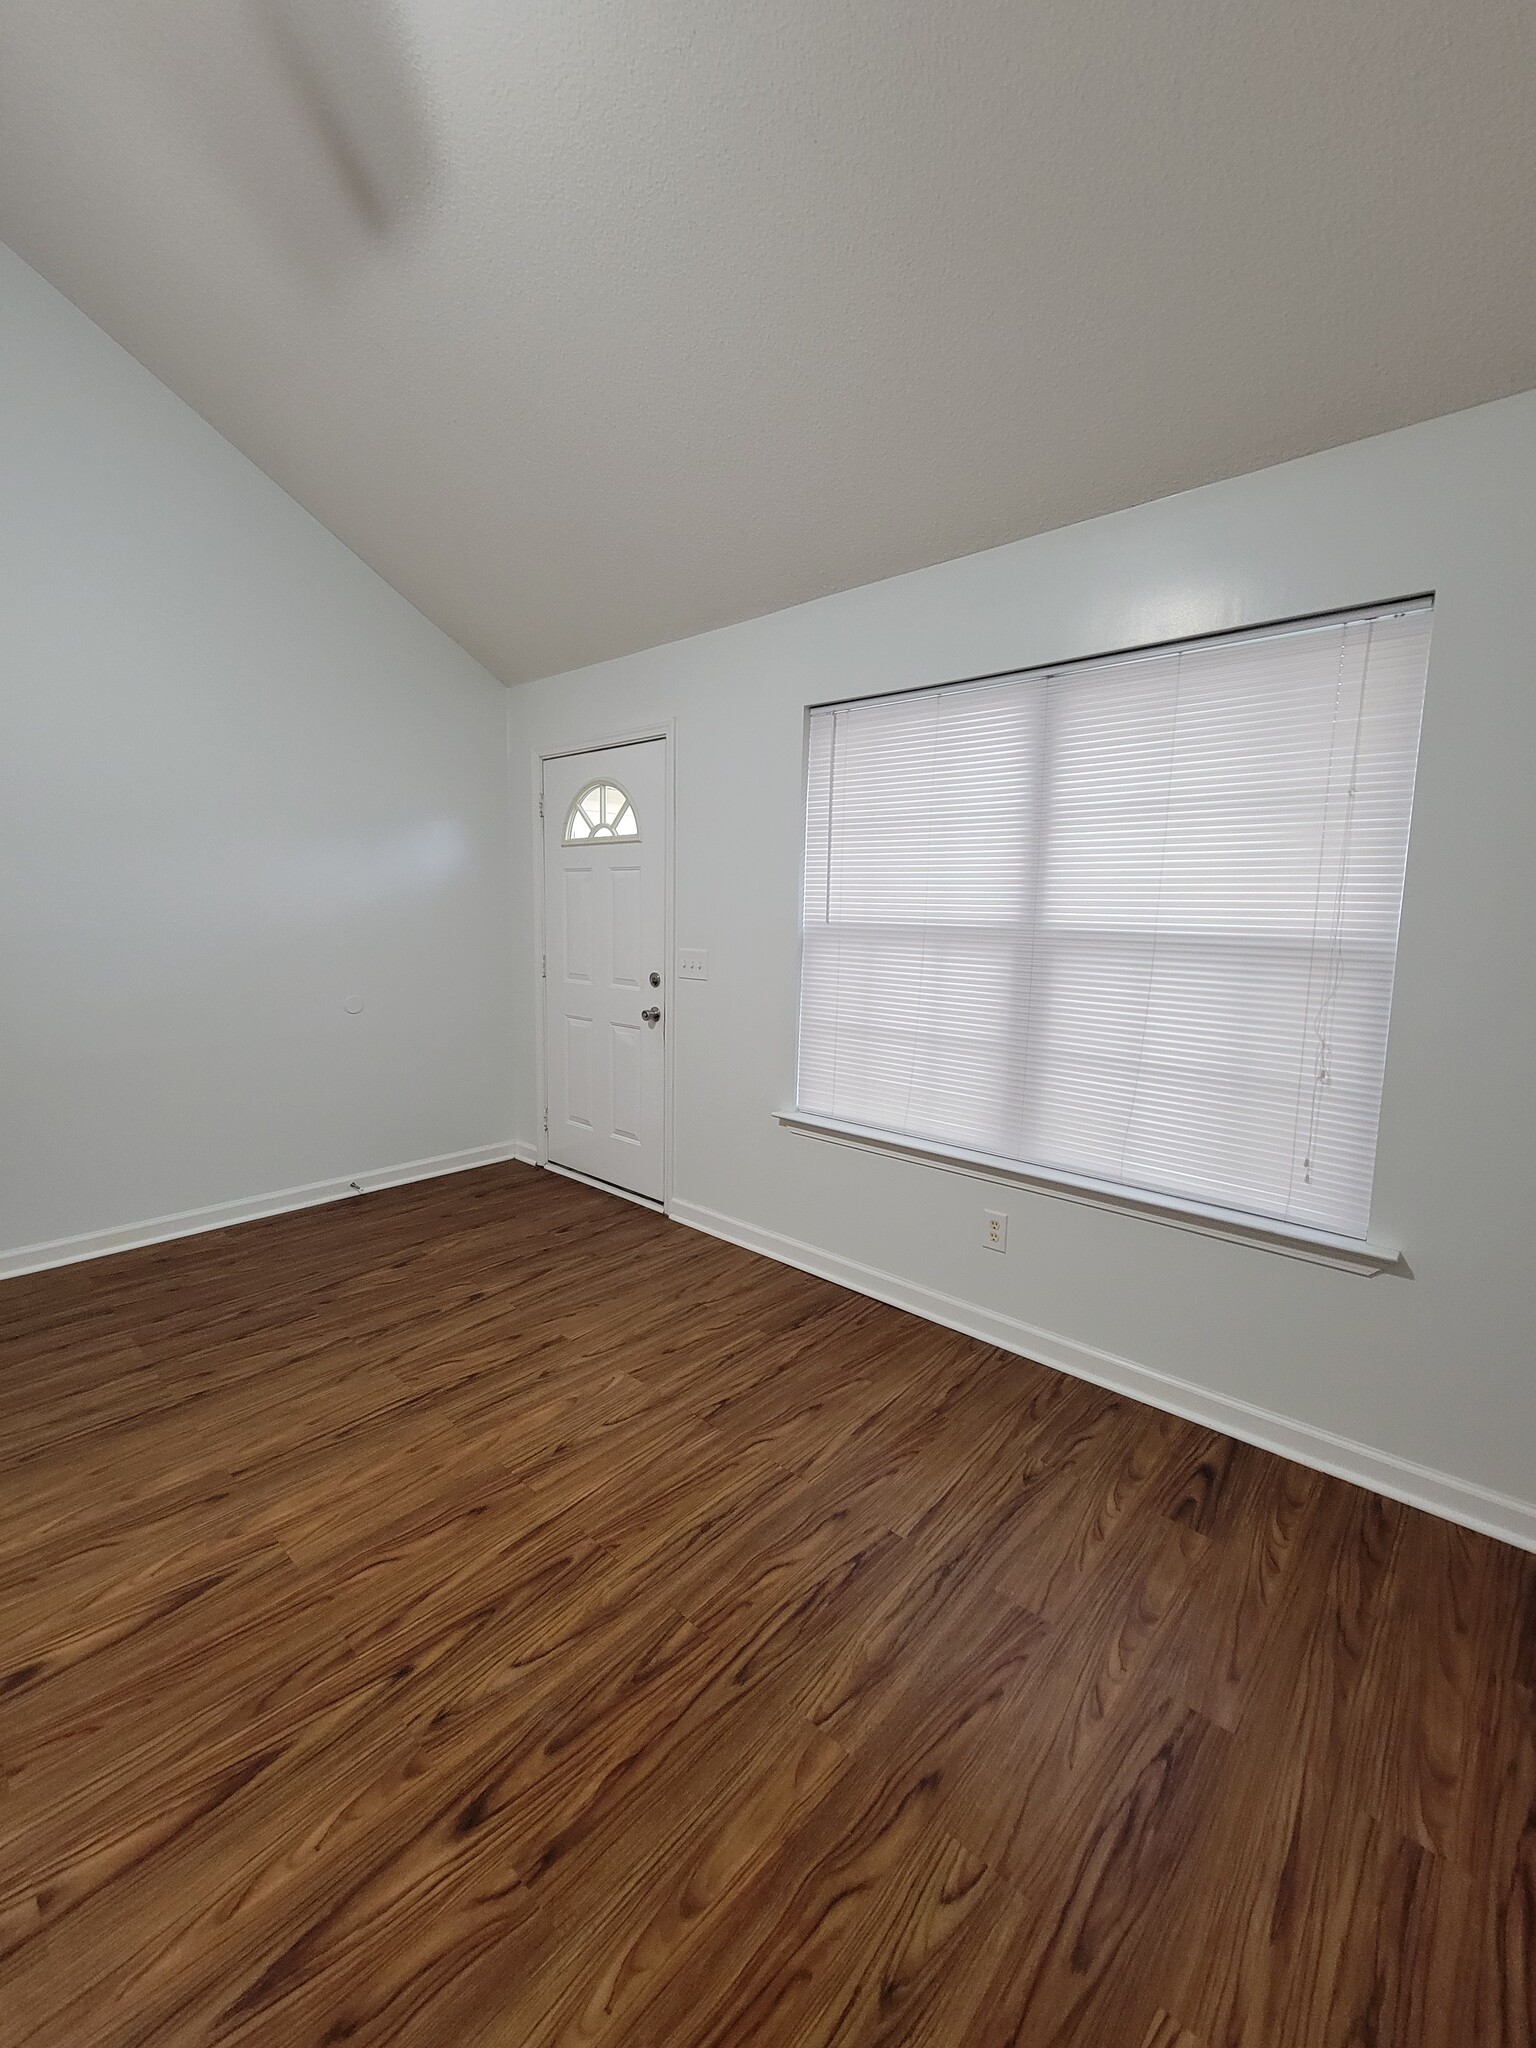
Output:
[795,603,1432,1243]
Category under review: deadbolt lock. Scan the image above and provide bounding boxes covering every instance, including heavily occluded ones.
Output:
[649,971,661,987]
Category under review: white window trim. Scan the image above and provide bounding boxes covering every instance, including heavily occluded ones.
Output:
[774,1108,1403,1274]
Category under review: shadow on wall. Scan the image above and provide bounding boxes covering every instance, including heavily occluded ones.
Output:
[101,0,438,278]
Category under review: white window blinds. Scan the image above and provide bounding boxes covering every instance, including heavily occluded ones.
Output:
[797,603,1432,1241]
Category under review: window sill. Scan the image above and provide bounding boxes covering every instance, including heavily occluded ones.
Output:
[774,1111,1404,1275]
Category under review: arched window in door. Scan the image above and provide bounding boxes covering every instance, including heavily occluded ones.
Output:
[563,781,640,844]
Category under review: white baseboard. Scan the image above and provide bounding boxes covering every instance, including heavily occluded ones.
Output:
[0,1142,526,1281]
[671,1197,1536,1555]
[513,1141,540,1165]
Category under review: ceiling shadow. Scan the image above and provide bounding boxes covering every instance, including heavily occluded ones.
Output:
[95,0,440,282]
[251,0,436,244]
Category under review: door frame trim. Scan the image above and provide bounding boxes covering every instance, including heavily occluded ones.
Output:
[533,725,676,1215]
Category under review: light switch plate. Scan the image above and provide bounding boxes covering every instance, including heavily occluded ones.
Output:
[678,948,709,981]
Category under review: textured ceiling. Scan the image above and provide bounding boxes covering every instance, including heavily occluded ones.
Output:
[1,1,1533,686]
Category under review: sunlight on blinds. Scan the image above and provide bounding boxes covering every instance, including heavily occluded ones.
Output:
[797,604,1432,1239]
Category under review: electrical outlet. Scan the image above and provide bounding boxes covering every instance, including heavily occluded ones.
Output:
[678,948,709,981]
[983,1209,1008,1252]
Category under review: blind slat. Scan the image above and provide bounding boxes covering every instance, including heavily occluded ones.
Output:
[796,604,1432,1239]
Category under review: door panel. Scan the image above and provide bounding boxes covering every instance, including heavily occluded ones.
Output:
[563,868,594,981]
[543,739,666,1200]
[610,866,642,986]
[610,1022,642,1142]
[564,1015,594,1128]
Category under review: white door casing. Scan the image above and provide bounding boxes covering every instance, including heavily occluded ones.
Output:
[542,739,667,1201]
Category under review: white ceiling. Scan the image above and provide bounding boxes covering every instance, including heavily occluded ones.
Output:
[1,2,1533,686]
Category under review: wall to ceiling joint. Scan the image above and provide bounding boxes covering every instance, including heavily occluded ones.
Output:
[0,0,1532,684]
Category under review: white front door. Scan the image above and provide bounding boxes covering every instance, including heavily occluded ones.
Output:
[543,739,667,1201]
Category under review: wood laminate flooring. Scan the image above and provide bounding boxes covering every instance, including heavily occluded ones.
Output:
[0,1162,1530,2046]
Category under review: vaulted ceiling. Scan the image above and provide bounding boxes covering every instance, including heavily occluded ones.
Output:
[2,1,1533,684]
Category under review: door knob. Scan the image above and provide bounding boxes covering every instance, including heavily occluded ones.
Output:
[641,1006,661,1025]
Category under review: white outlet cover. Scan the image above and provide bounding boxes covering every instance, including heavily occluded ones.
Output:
[983,1209,1008,1252]
[678,948,709,981]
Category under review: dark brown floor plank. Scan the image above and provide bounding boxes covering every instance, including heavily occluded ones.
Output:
[0,1160,1528,2045]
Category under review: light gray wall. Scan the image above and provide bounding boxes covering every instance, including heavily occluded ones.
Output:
[0,245,516,1266]
[509,389,1536,1545]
